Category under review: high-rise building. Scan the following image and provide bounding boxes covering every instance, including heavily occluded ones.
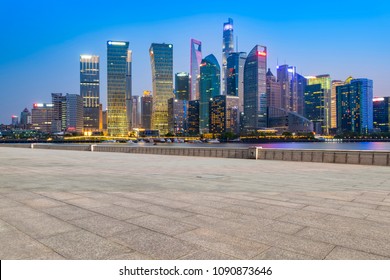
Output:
[190,39,202,100]
[243,45,267,132]
[175,72,190,100]
[149,43,174,135]
[141,91,153,130]
[199,54,220,134]
[226,52,246,113]
[297,74,307,116]
[373,97,390,132]
[209,95,239,135]
[331,80,344,129]
[51,93,67,133]
[20,108,31,126]
[266,68,282,109]
[31,103,53,133]
[168,98,188,135]
[222,18,234,95]
[107,40,130,136]
[188,100,200,135]
[131,95,140,128]
[305,75,331,134]
[336,78,373,134]
[65,94,84,133]
[277,64,298,113]
[11,115,19,126]
[80,55,100,133]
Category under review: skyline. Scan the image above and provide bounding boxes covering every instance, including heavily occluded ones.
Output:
[1,0,390,124]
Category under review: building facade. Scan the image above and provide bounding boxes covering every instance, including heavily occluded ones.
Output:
[199,54,220,134]
[209,95,239,135]
[336,78,373,134]
[20,108,32,126]
[266,68,282,109]
[168,98,188,135]
[373,97,390,133]
[65,94,84,133]
[226,52,246,114]
[80,55,100,133]
[222,18,234,95]
[243,45,267,132]
[107,40,130,136]
[149,43,174,135]
[188,100,200,135]
[51,93,67,133]
[141,91,153,130]
[190,39,202,100]
[277,64,299,113]
[175,72,190,100]
[31,103,53,133]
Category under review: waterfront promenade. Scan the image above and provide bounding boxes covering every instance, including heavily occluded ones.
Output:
[1,147,390,259]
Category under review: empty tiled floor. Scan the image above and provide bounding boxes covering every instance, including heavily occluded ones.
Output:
[1,147,390,259]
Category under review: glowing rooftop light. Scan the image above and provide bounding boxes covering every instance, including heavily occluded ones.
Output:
[257,51,266,57]
[224,24,233,31]
[80,55,92,59]
[108,41,127,46]
[373,97,385,102]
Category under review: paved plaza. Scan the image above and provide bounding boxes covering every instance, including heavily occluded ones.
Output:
[1,146,390,260]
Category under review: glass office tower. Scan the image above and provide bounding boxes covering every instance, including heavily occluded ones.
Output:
[149,43,174,135]
[107,40,130,136]
[175,72,190,100]
[226,52,247,114]
[190,39,202,100]
[222,18,234,95]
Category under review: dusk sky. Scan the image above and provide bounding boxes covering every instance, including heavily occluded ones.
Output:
[0,0,389,124]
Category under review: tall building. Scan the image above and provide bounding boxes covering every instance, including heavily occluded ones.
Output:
[80,55,100,133]
[107,40,130,136]
[141,91,153,130]
[149,43,174,135]
[297,74,307,116]
[331,80,344,129]
[31,103,53,133]
[190,39,202,100]
[305,75,331,134]
[20,108,31,126]
[131,95,140,128]
[336,78,373,134]
[65,94,84,133]
[222,18,234,95]
[277,64,298,113]
[11,115,19,126]
[226,52,247,113]
[199,54,220,134]
[266,68,282,109]
[126,50,133,131]
[373,97,390,133]
[209,95,239,135]
[175,72,190,100]
[243,45,267,132]
[51,93,67,133]
[168,98,188,135]
[188,100,200,135]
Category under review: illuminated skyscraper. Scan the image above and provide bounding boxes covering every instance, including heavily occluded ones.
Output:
[31,103,53,133]
[305,75,331,134]
[243,45,267,132]
[190,39,202,100]
[199,54,220,134]
[149,43,174,135]
[277,64,298,113]
[226,52,246,113]
[141,91,153,129]
[209,95,239,134]
[188,100,200,135]
[80,55,100,133]
[373,97,390,132]
[222,18,234,95]
[331,80,344,129]
[168,98,188,135]
[107,40,130,136]
[126,50,132,131]
[266,68,282,109]
[336,78,373,134]
[175,72,190,100]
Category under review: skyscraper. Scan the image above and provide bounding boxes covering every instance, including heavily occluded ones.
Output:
[65,94,84,133]
[107,40,130,136]
[305,75,331,134]
[199,54,220,134]
[168,98,188,135]
[141,91,153,130]
[126,50,133,131]
[209,95,239,135]
[373,97,390,132]
[149,43,174,135]
[20,108,31,126]
[188,100,200,135]
[80,55,100,133]
[226,52,247,114]
[222,18,234,95]
[266,68,282,109]
[243,45,267,132]
[331,80,344,130]
[277,64,298,113]
[31,103,53,133]
[297,74,307,116]
[175,72,190,100]
[190,39,202,100]
[131,95,140,128]
[336,78,373,134]
[51,93,67,133]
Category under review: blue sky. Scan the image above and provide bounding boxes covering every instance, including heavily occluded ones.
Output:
[0,0,389,124]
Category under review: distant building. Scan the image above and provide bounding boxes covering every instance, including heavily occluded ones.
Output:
[209,95,239,135]
[304,75,331,135]
[188,100,200,135]
[190,39,202,100]
[107,40,130,136]
[336,78,373,134]
[141,91,153,130]
[20,108,31,126]
[226,52,246,113]
[277,64,298,113]
[266,68,282,109]
[131,95,141,128]
[11,115,19,126]
[168,98,188,135]
[297,74,307,116]
[51,93,67,133]
[268,107,313,134]
[331,80,344,130]
[243,45,267,133]
[80,55,101,133]
[102,110,107,131]
[31,103,53,133]
[149,43,174,135]
[199,54,220,134]
[175,72,190,100]
[222,18,234,95]
[373,97,390,132]
[65,94,84,133]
